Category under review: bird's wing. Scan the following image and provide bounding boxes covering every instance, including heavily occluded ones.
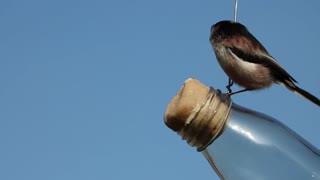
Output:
[227,46,298,83]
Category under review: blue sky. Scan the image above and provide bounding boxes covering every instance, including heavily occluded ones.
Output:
[0,0,319,180]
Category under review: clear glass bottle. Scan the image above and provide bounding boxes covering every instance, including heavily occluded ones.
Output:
[164,78,320,180]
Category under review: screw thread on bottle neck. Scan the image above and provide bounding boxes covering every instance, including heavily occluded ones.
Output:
[178,88,232,151]
[164,78,232,151]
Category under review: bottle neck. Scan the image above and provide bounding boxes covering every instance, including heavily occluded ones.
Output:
[177,88,232,151]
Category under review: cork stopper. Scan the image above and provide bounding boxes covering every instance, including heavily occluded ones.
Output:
[164,78,232,151]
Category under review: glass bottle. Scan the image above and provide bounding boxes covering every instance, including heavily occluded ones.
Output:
[164,78,320,180]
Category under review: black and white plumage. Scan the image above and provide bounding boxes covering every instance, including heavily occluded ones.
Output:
[210,20,320,106]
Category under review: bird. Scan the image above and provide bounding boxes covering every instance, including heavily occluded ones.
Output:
[209,20,320,106]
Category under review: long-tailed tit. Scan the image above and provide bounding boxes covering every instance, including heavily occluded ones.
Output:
[210,20,320,106]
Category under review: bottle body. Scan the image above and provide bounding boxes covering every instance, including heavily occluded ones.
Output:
[203,104,320,180]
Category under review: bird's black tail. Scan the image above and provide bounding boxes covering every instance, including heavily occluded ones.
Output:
[282,82,320,107]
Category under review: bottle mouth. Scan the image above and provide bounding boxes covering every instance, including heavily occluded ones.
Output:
[178,87,232,151]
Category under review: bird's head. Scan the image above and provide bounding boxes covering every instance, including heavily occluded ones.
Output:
[210,20,249,43]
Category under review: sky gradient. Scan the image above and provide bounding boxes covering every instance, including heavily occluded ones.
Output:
[1,0,319,179]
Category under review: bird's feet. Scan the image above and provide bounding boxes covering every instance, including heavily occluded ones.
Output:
[226,79,234,94]
[227,88,250,96]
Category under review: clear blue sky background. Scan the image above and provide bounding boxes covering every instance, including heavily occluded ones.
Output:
[1,0,319,180]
